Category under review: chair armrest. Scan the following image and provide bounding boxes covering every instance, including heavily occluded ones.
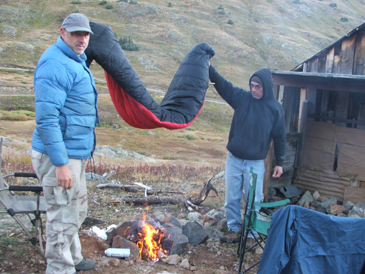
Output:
[13,173,38,178]
[8,185,43,193]
[254,199,290,208]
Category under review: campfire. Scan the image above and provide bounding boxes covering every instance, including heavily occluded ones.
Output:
[136,214,168,261]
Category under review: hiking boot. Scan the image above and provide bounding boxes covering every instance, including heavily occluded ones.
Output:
[220,229,241,243]
[75,258,95,271]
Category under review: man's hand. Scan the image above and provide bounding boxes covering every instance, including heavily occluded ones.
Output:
[56,164,73,189]
[272,166,283,178]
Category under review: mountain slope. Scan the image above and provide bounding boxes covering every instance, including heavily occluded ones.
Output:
[1,0,365,90]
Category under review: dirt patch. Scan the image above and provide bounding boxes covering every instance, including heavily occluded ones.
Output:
[0,205,262,274]
[0,88,261,274]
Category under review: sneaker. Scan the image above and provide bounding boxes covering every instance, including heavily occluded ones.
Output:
[220,229,241,243]
[75,258,95,271]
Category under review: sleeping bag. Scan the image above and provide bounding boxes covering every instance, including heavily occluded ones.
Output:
[85,22,215,129]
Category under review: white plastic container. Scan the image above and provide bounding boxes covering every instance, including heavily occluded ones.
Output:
[105,248,130,258]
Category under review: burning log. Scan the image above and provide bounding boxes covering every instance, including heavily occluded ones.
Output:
[112,215,169,261]
[137,220,167,261]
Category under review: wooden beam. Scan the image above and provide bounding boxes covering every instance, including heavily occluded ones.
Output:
[309,114,365,126]
[298,89,307,132]
[295,100,308,168]
[272,71,365,93]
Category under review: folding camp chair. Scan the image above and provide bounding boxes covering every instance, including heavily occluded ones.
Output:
[0,138,46,260]
[237,168,290,273]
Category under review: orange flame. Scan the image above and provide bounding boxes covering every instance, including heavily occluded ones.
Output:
[137,214,168,260]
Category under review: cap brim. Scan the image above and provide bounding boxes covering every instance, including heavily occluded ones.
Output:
[65,26,93,34]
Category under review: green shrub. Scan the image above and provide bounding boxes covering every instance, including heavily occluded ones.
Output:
[118,36,139,51]
[182,134,195,140]
[162,155,178,160]
[227,19,234,25]
[340,17,349,22]
[105,4,113,9]
[99,0,107,5]
[218,4,224,9]
[118,0,128,2]
[0,110,35,121]
[219,10,225,15]
[129,0,138,4]
[71,0,81,4]
[168,2,172,7]
[329,3,337,7]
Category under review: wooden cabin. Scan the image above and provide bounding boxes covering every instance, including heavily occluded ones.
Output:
[270,22,365,203]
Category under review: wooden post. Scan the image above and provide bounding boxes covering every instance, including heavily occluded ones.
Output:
[295,100,308,168]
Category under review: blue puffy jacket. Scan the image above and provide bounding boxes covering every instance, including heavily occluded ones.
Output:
[32,37,99,167]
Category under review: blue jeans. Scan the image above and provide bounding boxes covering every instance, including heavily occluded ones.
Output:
[224,152,265,233]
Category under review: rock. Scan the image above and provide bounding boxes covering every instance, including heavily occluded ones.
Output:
[312,191,321,200]
[206,209,225,220]
[327,205,346,215]
[182,221,209,246]
[187,212,203,222]
[157,271,177,274]
[154,212,172,224]
[94,145,156,162]
[108,258,120,267]
[297,191,313,207]
[313,205,327,214]
[255,247,264,254]
[111,235,140,258]
[170,217,181,228]
[319,196,337,209]
[167,254,181,265]
[216,218,228,231]
[348,203,365,218]
[85,173,110,184]
[215,171,225,179]
[303,200,310,209]
[169,232,189,255]
[205,227,223,240]
[180,258,190,269]
[343,200,355,214]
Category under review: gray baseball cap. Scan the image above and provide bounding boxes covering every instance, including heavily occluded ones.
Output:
[61,13,93,34]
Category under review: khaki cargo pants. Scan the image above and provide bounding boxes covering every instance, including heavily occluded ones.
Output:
[32,150,88,274]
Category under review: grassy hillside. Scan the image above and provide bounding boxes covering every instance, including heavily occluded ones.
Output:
[1,0,365,165]
[1,0,365,90]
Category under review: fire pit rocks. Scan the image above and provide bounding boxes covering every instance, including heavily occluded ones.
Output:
[105,212,217,261]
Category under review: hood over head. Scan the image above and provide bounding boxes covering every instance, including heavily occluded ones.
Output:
[249,68,274,101]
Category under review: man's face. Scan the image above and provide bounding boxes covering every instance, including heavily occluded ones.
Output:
[60,28,90,55]
[250,81,264,99]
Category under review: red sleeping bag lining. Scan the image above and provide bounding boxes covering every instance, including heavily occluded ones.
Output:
[105,71,203,130]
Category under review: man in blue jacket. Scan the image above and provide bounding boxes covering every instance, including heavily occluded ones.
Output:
[31,13,98,273]
[209,65,286,243]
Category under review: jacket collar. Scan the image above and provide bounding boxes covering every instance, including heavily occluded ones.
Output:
[56,36,87,63]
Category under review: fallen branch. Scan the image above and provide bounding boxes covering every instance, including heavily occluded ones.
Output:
[121,197,184,205]
[184,177,218,210]
[103,177,219,211]
[97,183,185,195]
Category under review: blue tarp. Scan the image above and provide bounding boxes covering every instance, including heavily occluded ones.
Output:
[258,205,365,274]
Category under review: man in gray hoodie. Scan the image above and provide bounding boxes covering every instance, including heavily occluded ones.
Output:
[209,65,286,243]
